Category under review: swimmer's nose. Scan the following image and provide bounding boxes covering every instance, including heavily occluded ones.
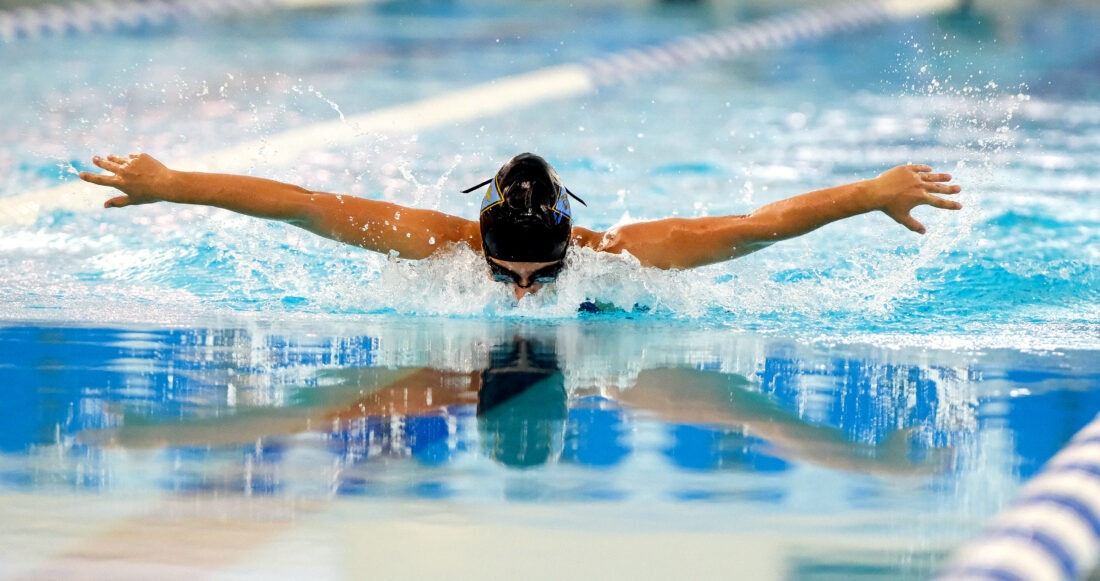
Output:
[513,283,542,300]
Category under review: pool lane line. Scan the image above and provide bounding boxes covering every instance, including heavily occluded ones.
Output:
[582,0,960,86]
[0,64,595,227]
[0,0,381,42]
[0,0,960,228]
[935,415,1100,581]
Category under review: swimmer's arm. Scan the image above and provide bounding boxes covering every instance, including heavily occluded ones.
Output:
[583,164,961,269]
[617,367,950,475]
[79,153,480,259]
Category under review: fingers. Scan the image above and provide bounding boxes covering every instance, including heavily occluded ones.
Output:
[923,179,962,194]
[898,213,926,235]
[79,155,127,187]
[80,155,133,207]
[79,171,131,208]
[104,195,131,208]
[919,171,953,183]
[916,168,962,203]
[909,166,962,189]
[92,154,125,173]
[916,170,961,189]
[925,194,963,210]
[78,170,119,187]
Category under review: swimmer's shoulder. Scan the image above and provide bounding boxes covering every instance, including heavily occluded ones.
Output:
[570,225,605,250]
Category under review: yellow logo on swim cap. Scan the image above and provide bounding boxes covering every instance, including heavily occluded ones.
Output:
[480,179,504,215]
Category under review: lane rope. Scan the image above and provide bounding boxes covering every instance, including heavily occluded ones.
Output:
[0,0,376,42]
[0,0,958,226]
[936,414,1100,581]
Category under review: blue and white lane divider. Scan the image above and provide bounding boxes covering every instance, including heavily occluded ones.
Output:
[584,0,957,86]
[0,0,958,227]
[937,414,1100,581]
[0,0,373,42]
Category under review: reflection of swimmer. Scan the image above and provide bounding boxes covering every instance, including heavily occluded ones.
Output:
[331,337,569,468]
[79,334,949,474]
[477,339,567,467]
[333,337,570,468]
[602,368,951,475]
[79,152,962,300]
[79,337,569,468]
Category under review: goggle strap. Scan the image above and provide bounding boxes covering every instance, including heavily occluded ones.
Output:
[461,177,493,194]
[460,178,587,207]
[565,187,587,207]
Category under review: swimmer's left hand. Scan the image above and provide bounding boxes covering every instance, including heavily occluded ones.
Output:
[867,164,962,235]
[79,153,174,208]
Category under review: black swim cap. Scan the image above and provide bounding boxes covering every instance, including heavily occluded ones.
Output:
[472,153,576,263]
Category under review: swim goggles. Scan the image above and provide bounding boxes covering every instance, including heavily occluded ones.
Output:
[488,260,565,288]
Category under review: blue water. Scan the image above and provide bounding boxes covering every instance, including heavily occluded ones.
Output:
[2,1,1100,579]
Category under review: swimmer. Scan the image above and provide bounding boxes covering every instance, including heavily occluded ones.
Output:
[79,152,962,299]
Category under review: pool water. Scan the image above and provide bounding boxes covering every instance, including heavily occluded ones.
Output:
[1,1,1099,579]
[7,319,1100,579]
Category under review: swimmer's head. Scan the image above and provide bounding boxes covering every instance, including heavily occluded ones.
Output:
[477,337,566,468]
[464,153,585,266]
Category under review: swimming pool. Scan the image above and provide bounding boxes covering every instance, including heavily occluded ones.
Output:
[2,0,1099,579]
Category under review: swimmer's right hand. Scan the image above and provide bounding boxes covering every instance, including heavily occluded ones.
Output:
[79,153,173,208]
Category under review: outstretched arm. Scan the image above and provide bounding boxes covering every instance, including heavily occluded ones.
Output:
[585,164,962,269]
[79,153,480,259]
[609,367,951,475]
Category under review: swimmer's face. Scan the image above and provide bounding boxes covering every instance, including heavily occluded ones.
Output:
[487,257,563,300]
